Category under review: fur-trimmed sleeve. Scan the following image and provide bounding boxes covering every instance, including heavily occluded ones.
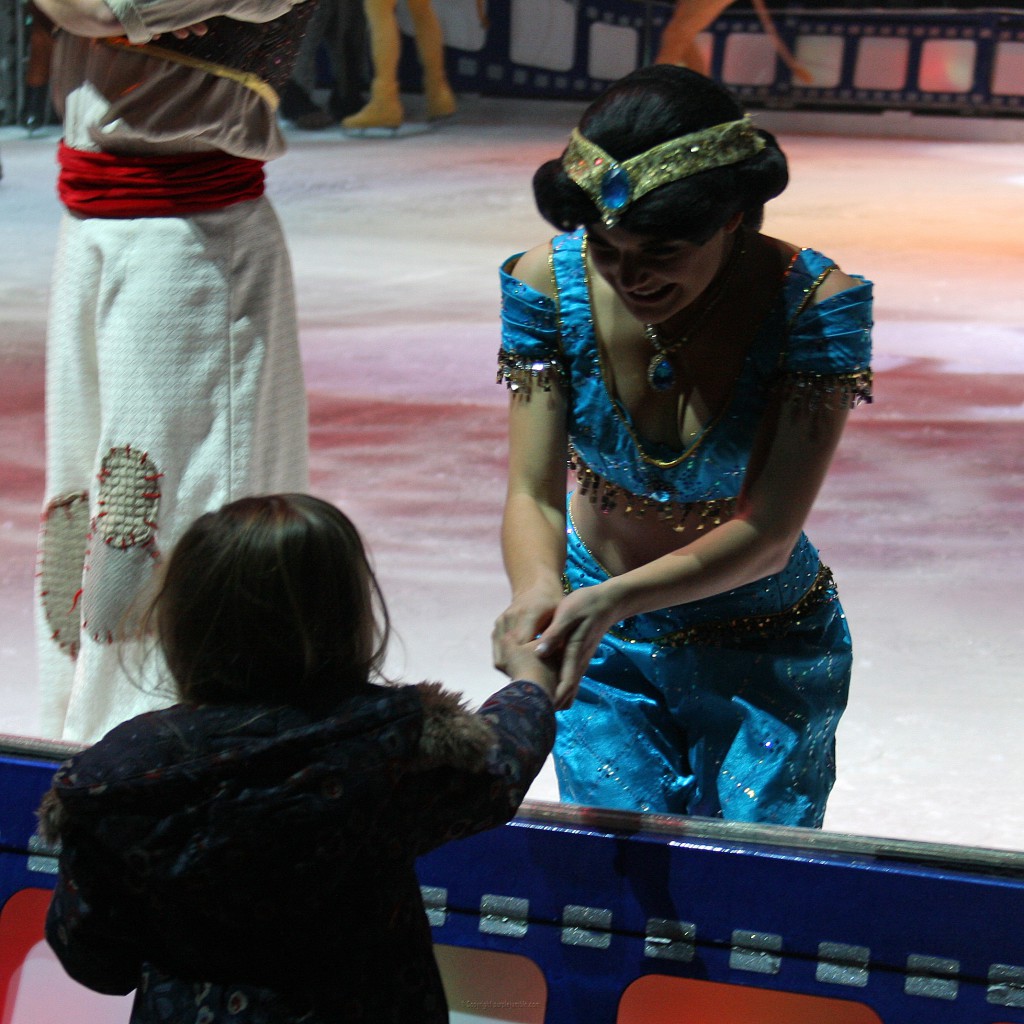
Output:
[401,680,555,856]
[37,784,67,844]
[415,682,495,772]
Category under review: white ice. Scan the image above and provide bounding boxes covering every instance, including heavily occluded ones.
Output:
[1,97,1022,853]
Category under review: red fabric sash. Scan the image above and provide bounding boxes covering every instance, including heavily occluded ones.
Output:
[57,141,265,218]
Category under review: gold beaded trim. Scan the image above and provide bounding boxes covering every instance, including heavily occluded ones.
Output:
[496,351,564,396]
[777,368,874,410]
[611,562,839,649]
[570,450,736,532]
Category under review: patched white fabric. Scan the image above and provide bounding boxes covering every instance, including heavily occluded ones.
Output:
[94,444,161,550]
[38,197,309,743]
[81,445,162,647]
[37,491,91,660]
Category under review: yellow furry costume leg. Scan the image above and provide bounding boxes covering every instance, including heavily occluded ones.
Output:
[408,0,456,120]
[342,0,456,130]
[342,0,404,129]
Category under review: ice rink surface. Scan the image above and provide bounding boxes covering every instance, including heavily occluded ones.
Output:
[1,95,1022,852]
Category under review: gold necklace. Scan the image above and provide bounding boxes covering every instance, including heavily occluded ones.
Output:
[643,234,746,392]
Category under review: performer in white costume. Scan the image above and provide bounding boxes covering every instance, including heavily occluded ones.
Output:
[34,0,315,742]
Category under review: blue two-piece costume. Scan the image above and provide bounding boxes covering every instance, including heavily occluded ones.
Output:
[498,228,873,826]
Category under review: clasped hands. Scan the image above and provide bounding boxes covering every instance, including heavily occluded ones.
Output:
[492,580,621,710]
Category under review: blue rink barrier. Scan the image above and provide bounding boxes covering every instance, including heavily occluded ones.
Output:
[4,736,1024,1022]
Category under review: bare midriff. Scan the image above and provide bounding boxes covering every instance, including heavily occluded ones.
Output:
[569,486,731,577]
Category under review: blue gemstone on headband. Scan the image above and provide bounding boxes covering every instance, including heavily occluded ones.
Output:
[601,165,630,211]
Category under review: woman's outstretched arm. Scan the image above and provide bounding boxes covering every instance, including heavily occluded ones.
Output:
[495,245,572,673]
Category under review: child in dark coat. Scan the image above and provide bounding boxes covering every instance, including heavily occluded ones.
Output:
[39,493,557,1023]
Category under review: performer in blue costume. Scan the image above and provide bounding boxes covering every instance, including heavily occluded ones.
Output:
[495,66,873,826]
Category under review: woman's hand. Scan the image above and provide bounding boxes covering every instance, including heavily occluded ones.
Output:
[492,626,558,703]
[493,581,564,704]
[494,580,564,646]
[536,581,623,708]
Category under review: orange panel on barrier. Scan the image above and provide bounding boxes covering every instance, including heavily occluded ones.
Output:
[618,974,884,1024]
[435,946,547,1023]
[0,888,132,1024]
[0,888,50,1024]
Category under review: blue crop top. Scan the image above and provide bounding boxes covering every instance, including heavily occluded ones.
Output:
[498,229,873,528]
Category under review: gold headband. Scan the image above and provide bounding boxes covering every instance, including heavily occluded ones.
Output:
[562,116,765,227]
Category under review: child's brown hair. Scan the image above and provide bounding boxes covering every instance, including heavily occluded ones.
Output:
[153,494,390,711]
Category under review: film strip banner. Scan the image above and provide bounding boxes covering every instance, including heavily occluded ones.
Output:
[399,0,1024,117]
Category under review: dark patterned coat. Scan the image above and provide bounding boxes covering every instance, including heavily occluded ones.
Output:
[39,679,555,1023]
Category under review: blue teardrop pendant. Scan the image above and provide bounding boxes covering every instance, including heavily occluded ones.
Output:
[647,354,676,391]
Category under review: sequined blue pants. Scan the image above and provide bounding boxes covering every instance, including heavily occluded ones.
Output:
[554,518,852,826]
